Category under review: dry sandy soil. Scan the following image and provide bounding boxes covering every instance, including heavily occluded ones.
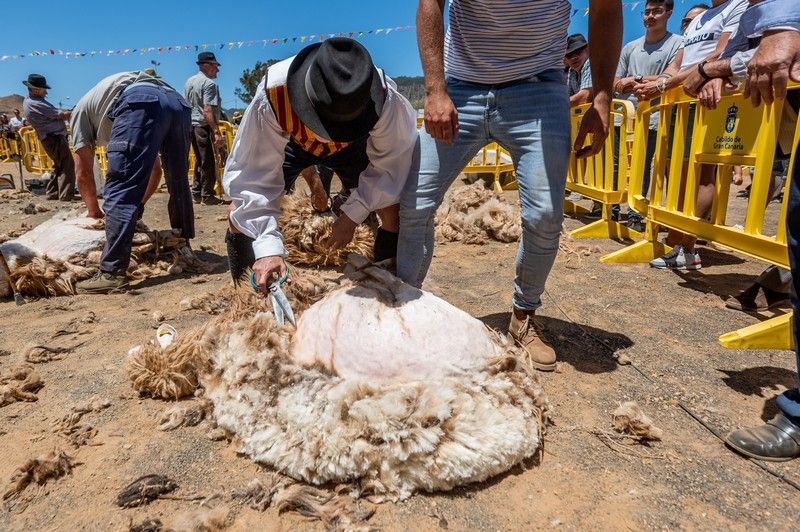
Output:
[0,163,798,531]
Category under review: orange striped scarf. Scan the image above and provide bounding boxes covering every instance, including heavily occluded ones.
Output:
[266,84,351,157]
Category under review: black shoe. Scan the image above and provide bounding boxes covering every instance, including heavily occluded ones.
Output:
[584,203,602,220]
[201,196,227,206]
[725,284,791,312]
[725,413,800,462]
[627,217,645,233]
[192,194,201,204]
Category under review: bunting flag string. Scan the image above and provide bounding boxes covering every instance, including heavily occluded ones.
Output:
[3,1,690,61]
[0,24,414,62]
[569,1,672,19]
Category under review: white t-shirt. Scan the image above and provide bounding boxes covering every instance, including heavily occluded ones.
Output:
[680,0,748,69]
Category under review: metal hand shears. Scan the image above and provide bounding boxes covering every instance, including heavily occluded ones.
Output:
[250,267,296,326]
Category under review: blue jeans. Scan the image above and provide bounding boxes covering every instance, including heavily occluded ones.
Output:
[776,138,800,423]
[101,84,193,273]
[398,70,571,310]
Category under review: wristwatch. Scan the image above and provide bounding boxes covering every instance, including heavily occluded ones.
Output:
[697,61,712,81]
[634,75,644,83]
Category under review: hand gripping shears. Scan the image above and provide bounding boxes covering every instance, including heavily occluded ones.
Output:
[250,267,296,326]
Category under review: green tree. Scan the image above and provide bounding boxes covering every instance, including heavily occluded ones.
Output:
[235,59,280,104]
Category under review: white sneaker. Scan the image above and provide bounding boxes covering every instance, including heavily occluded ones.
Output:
[566,192,583,202]
[649,245,702,270]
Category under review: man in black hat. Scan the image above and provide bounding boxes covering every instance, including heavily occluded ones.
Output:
[185,52,225,206]
[565,34,593,106]
[223,37,418,290]
[22,74,76,201]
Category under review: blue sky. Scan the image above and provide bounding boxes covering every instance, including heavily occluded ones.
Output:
[0,0,691,110]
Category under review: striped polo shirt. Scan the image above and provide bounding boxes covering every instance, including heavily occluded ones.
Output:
[444,0,572,84]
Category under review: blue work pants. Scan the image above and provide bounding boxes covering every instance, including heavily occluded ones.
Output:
[100,84,193,273]
[777,138,800,422]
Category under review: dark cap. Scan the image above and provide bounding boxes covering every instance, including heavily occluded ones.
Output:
[566,34,588,55]
[23,73,51,90]
[197,52,221,66]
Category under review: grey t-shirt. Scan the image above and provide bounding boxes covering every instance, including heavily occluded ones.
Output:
[615,33,682,129]
[70,71,173,150]
[22,96,67,140]
[184,72,221,127]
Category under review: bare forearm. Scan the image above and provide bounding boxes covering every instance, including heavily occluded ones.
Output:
[203,106,219,132]
[417,0,447,95]
[73,147,101,216]
[143,158,162,205]
[704,58,733,79]
[570,89,593,106]
[588,0,623,101]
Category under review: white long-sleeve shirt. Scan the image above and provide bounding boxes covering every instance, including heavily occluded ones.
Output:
[223,58,417,260]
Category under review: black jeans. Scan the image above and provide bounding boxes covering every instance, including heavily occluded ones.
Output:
[191,124,217,198]
[39,133,76,200]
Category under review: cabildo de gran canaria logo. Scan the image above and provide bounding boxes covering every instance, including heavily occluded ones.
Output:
[713,102,744,151]
[725,103,738,133]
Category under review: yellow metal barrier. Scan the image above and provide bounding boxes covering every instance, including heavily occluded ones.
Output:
[416,115,516,193]
[188,120,234,196]
[17,126,54,174]
[465,143,517,193]
[0,134,21,163]
[565,99,640,240]
[601,84,798,350]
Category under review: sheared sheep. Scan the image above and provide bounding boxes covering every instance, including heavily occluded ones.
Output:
[128,254,550,500]
[0,211,212,299]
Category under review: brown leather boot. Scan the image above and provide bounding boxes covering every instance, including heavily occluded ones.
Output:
[507,307,556,372]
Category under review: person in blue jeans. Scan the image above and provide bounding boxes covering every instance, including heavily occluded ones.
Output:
[398,0,622,371]
[70,72,194,293]
[724,0,800,461]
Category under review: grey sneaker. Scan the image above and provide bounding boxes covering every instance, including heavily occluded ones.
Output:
[649,245,702,270]
[76,271,129,294]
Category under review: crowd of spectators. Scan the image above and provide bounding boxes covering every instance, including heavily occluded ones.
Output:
[566,0,799,462]
[566,0,793,270]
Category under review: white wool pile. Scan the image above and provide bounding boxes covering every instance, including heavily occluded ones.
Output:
[434,183,521,244]
[203,256,550,501]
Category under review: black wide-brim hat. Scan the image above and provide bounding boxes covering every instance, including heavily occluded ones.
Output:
[23,73,51,89]
[287,38,385,143]
[197,51,221,66]
[566,34,588,55]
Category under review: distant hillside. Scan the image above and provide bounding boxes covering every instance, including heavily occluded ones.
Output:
[0,94,24,116]
[393,76,425,109]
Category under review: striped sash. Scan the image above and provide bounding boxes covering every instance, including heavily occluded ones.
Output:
[266,84,350,157]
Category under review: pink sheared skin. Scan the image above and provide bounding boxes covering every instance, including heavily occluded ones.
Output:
[290,282,503,384]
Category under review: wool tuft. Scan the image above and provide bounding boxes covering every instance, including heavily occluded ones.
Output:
[435,183,521,244]
[279,194,375,266]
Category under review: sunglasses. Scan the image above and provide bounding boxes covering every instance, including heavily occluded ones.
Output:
[565,48,584,60]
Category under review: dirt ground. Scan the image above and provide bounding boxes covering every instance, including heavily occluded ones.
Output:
[0,163,798,531]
